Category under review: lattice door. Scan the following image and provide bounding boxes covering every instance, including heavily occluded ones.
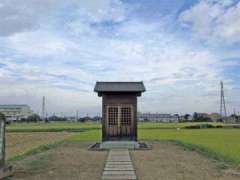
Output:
[107,105,133,138]
[107,106,119,137]
[120,106,132,136]
[108,107,118,125]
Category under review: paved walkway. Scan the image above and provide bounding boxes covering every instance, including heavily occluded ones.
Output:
[102,150,137,180]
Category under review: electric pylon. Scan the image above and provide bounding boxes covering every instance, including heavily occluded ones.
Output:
[220,81,227,121]
[42,96,46,121]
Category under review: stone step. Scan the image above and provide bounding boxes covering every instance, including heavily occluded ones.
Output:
[102,175,137,180]
[105,165,133,168]
[102,149,137,180]
[104,167,134,171]
[103,171,135,175]
[106,162,133,165]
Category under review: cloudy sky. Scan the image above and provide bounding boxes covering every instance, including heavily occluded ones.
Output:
[0,0,240,116]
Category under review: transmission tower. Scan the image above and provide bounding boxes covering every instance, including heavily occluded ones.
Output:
[42,96,46,121]
[220,81,227,120]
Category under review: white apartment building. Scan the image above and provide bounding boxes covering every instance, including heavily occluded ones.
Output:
[138,113,179,122]
[0,105,34,121]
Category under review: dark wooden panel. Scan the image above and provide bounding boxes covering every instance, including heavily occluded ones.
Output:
[102,93,138,141]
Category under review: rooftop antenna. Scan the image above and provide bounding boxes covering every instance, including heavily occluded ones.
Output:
[42,96,46,122]
[220,81,227,121]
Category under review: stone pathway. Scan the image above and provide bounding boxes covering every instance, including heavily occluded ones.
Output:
[102,150,137,180]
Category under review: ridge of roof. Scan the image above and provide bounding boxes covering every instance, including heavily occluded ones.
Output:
[94,81,146,93]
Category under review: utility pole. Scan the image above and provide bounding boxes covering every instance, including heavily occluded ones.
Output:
[42,96,46,122]
[220,81,227,122]
[76,110,79,122]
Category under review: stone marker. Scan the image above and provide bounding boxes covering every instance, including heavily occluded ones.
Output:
[0,115,13,179]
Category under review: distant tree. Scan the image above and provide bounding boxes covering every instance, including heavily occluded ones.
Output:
[230,114,238,119]
[0,113,5,120]
[184,114,190,121]
[143,118,149,122]
[78,117,87,122]
[48,115,58,121]
[48,116,67,122]
[193,112,198,121]
[26,114,41,122]
[92,116,102,121]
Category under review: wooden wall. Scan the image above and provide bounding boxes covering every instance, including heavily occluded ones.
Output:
[102,92,138,141]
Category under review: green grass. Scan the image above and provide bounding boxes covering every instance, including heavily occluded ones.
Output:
[25,154,53,174]
[7,121,101,132]
[8,140,66,162]
[139,128,240,165]
[67,130,101,141]
[138,122,224,129]
[7,121,223,132]
[6,122,240,165]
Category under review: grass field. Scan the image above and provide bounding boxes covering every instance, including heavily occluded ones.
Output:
[6,132,74,160]
[6,122,101,132]
[6,122,240,165]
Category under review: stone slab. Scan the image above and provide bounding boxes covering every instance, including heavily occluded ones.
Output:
[102,150,137,180]
[106,162,133,165]
[100,141,140,149]
[102,175,137,180]
[104,167,134,171]
[107,159,131,162]
[105,165,133,168]
[103,171,135,175]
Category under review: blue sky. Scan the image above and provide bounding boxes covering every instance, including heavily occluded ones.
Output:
[0,0,240,116]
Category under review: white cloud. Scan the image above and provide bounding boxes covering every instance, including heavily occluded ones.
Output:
[7,31,70,57]
[1,23,227,114]
[0,0,239,115]
[77,0,126,23]
[215,2,240,43]
[179,0,240,45]
[0,0,126,36]
[0,0,65,36]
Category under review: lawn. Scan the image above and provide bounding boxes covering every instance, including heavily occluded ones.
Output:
[6,122,240,165]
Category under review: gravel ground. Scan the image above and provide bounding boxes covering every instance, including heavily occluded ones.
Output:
[7,141,240,180]
[9,142,107,180]
[131,141,240,180]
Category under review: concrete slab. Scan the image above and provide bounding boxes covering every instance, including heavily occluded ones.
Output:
[100,141,140,149]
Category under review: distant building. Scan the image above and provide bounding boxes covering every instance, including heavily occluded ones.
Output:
[226,114,240,124]
[0,105,34,121]
[138,113,179,122]
[207,113,222,122]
